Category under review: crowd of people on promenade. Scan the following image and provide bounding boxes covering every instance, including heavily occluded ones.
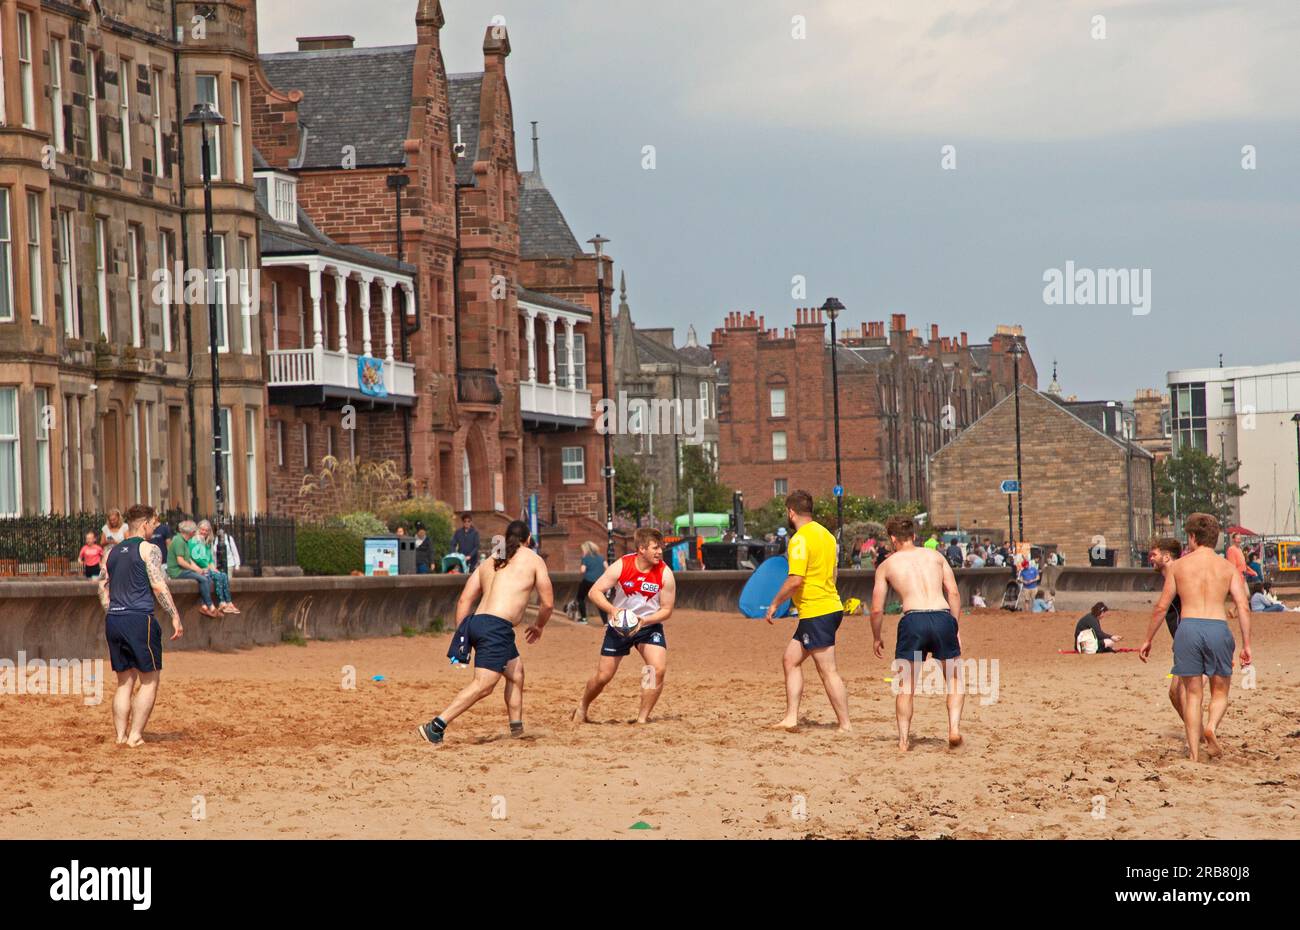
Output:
[76,509,242,618]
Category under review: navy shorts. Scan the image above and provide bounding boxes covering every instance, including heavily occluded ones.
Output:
[793,611,843,650]
[895,610,961,662]
[1172,618,1235,678]
[106,611,163,673]
[601,622,667,657]
[467,614,519,673]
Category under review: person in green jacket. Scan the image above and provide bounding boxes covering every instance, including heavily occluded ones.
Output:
[191,520,239,614]
[166,520,220,618]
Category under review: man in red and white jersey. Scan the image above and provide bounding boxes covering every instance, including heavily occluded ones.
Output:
[574,527,677,724]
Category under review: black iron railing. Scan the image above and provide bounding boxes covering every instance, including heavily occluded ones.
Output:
[0,512,297,578]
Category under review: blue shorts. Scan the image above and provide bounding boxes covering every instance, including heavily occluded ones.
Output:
[106,611,163,673]
[466,614,519,673]
[601,622,667,657]
[895,610,961,662]
[793,611,842,650]
[1172,618,1235,678]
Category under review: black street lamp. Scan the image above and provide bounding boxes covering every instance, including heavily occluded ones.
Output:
[821,297,845,546]
[1292,414,1300,532]
[183,101,227,532]
[1219,428,1228,530]
[1010,340,1025,549]
[588,234,615,562]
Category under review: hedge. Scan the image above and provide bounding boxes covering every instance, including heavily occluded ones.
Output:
[296,526,364,576]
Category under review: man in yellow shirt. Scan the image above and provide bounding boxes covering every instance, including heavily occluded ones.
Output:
[764,490,850,732]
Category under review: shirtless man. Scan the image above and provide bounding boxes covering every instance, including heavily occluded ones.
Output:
[871,514,964,751]
[417,520,553,747]
[97,504,184,747]
[574,527,677,725]
[1140,513,1253,762]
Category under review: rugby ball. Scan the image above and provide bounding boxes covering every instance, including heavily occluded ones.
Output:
[610,608,641,637]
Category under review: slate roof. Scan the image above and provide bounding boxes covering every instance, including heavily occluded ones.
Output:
[516,286,590,318]
[631,330,717,371]
[519,172,583,259]
[447,73,483,185]
[259,45,416,170]
[677,345,713,367]
[260,51,584,260]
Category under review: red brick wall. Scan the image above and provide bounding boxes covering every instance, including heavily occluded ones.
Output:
[711,310,1032,508]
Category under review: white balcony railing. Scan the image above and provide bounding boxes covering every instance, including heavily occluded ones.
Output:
[520,379,592,422]
[268,348,415,398]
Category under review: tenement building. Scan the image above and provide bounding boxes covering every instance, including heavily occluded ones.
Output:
[0,0,264,517]
[612,273,720,522]
[710,310,1032,508]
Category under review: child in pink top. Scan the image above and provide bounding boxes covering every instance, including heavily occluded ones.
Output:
[78,531,104,579]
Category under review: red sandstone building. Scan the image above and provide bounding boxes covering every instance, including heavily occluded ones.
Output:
[710,310,1034,508]
[252,3,613,564]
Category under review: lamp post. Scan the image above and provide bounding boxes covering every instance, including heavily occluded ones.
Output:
[588,234,615,562]
[1219,428,1228,531]
[1292,414,1300,534]
[1010,340,1025,549]
[821,297,845,545]
[183,102,227,532]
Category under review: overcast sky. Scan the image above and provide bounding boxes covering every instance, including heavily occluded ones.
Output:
[261,0,1300,400]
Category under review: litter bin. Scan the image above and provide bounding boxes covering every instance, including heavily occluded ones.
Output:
[397,537,417,575]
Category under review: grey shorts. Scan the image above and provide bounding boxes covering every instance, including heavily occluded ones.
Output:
[1171,618,1235,678]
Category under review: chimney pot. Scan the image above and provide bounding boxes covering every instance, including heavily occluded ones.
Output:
[297,35,356,51]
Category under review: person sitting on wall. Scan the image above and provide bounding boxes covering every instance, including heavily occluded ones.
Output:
[166,521,220,619]
[190,520,239,615]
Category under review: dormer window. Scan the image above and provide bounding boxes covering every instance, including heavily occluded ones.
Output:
[255,169,298,226]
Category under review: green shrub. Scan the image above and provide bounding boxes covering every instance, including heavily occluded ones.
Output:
[297,526,364,576]
[380,497,454,560]
[328,510,389,538]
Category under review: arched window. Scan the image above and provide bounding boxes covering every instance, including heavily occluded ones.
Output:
[461,450,472,512]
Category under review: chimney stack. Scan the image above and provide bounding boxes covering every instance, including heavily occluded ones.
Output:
[297,35,355,51]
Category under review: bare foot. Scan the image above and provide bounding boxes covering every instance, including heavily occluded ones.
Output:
[115,736,127,745]
[948,732,963,749]
[771,718,798,731]
[837,724,853,734]
[1203,729,1222,758]
[570,706,590,724]
[632,717,650,725]
[897,737,911,752]
[126,735,145,748]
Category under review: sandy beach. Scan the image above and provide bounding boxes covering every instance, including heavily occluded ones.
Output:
[3,606,1297,839]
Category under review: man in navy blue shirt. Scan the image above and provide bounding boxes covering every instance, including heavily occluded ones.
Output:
[451,514,481,571]
[98,504,184,747]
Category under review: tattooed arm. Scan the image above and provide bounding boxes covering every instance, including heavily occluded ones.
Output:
[97,560,111,610]
[142,541,184,640]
